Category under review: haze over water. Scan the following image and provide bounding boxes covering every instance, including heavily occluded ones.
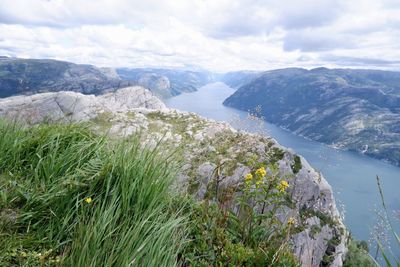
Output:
[166,82,400,258]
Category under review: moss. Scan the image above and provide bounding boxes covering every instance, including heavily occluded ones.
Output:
[125,111,136,119]
[300,206,336,227]
[291,155,302,174]
[292,225,306,235]
[145,111,208,138]
[328,235,341,247]
[90,112,114,130]
[310,225,322,238]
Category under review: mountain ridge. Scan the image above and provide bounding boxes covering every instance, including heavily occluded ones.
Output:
[223,67,400,166]
[0,57,133,98]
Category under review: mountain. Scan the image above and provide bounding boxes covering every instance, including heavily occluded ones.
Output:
[0,57,132,98]
[117,68,215,98]
[220,70,261,89]
[0,87,347,266]
[223,67,400,166]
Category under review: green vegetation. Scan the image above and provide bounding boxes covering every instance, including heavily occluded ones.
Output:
[90,111,114,130]
[0,120,186,266]
[343,239,377,267]
[373,176,400,267]
[0,119,302,266]
[181,164,299,266]
[300,206,336,227]
[291,155,302,174]
[270,147,285,164]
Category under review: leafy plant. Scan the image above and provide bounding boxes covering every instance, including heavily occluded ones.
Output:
[181,163,299,266]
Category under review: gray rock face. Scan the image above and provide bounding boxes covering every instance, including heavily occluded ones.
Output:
[223,67,400,166]
[0,87,347,266]
[0,86,165,123]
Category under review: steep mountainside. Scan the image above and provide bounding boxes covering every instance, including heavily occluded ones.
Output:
[220,70,261,89]
[117,68,215,98]
[0,57,132,98]
[0,87,347,267]
[223,67,400,166]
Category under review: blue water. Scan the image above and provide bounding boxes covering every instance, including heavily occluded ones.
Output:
[166,82,400,260]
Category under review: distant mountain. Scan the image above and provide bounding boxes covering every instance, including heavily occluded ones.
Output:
[0,57,133,98]
[117,68,215,98]
[223,67,400,166]
[220,70,261,89]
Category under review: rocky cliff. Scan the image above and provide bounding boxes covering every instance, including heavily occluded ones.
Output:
[0,57,133,98]
[117,68,215,98]
[224,67,400,166]
[0,87,347,266]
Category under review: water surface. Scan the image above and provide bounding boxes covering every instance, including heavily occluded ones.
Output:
[166,82,400,258]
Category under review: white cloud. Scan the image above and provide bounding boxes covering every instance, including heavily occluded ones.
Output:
[0,0,399,71]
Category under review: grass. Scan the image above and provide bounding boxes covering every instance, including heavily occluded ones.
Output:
[0,119,187,266]
[0,118,307,266]
[373,175,400,267]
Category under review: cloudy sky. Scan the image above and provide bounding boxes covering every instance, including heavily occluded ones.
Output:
[1,0,400,72]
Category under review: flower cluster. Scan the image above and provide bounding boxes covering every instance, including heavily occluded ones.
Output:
[277,180,289,193]
[255,167,266,178]
[244,173,253,184]
[244,167,289,193]
[287,217,296,226]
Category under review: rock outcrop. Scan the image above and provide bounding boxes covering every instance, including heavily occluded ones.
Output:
[0,87,347,266]
[0,86,165,124]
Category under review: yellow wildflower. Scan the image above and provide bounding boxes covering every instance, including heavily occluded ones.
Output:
[287,217,296,226]
[38,253,46,262]
[277,180,289,193]
[244,173,253,183]
[84,197,92,204]
[255,167,267,178]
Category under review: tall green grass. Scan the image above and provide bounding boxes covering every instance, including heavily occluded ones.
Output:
[0,119,187,266]
[374,176,400,267]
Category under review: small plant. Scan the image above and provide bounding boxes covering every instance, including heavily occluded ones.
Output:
[343,239,377,267]
[291,155,302,174]
[181,163,299,266]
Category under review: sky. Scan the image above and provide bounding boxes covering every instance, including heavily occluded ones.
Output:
[0,0,400,72]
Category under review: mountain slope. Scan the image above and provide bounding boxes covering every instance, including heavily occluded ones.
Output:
[117,68,215,98]
[220,70,261,89]
[0,87,347,266]
[223,67,400,166]
[0,57,132,97]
